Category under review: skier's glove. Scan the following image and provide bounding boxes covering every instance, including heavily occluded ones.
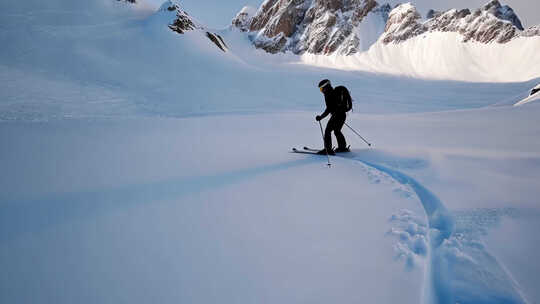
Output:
[316,115,322,121]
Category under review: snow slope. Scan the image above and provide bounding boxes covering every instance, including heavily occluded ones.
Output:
[301,32,540,82]
[2,107,540,304]
[1,0,540,303]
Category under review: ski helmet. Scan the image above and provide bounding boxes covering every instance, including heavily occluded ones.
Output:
[318,79,331,89]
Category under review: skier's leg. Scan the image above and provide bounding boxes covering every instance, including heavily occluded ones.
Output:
[324,119,334,151]
[334,113,347,149]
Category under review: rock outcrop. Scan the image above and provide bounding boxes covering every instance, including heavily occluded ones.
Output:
[382,0,532,44]
[157,1,228,52]
[232,0,391,55]
[159,1,198,34]
[522,25,540,37]
[232,6,257,32]
[233,0,538,55]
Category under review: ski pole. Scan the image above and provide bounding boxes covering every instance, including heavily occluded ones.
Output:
[318,121,331,167]
[344,122,372,147]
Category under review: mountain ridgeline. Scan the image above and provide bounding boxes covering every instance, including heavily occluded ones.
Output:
[155,0,229,51]
[231,0,539,55]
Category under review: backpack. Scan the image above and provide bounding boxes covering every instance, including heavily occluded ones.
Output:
[334,86,353,113]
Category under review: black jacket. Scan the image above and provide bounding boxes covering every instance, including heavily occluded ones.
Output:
[320,87,344,120]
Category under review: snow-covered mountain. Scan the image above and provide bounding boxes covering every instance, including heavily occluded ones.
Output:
[2,1,540,304]
[232,0,391,55]
[154,0,228,52]
[382,0,533,44]
[299,2,540,81]
[234,0,539,55]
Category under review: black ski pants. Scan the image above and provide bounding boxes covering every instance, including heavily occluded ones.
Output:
[324,112,347,151]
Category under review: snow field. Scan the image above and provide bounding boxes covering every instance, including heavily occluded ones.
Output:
[1,0,540,303]
[1,114,427,304]
[2,107,540,303]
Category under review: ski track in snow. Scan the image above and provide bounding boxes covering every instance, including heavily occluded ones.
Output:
[338,150,529,304]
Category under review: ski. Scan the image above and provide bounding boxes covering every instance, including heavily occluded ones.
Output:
[304,145,351,153]
[292,147,319,154]
[303,146,343,152]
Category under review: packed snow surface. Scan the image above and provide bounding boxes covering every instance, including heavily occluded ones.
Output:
[1,0,540,304]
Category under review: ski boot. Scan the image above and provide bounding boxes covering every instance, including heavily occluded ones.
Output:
[334,146,350,153]
[317,149,335,155]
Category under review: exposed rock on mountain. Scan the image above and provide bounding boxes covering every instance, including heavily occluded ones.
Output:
[234,0,538,55]
[531,84,540,96]
[383,0,533,44]
[483,0,523,30]
[157,1,228,52]
[381,3,424,44]
[232,6,257,32]
[514,83,540,106]
[233,0,391,55]
[522,25,540,37]
[205,32,228,52]
[159,0,198,34]
[426,9,442,19]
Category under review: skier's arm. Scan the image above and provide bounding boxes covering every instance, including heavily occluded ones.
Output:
[316,93,333,121]
[320,108,330,119]
[316,108,330,121]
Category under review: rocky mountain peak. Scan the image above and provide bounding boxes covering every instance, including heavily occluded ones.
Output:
[233,0,390,55]
[154,1,228,52]
[232,6,257,32]
[426,9,442,19]
[482,0,523,30]
[158,0,198,34]
[382,0,532,45]
[232,0,537,55]
[381,3,424,44]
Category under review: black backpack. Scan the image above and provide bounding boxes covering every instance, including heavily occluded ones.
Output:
[334,86,353,113]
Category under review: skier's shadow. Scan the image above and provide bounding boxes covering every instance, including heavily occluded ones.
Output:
[0,157,318,242]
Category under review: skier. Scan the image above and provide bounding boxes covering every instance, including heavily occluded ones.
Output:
[315,79,352,155]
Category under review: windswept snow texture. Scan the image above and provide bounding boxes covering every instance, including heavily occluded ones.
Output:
[1,1,540,304]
